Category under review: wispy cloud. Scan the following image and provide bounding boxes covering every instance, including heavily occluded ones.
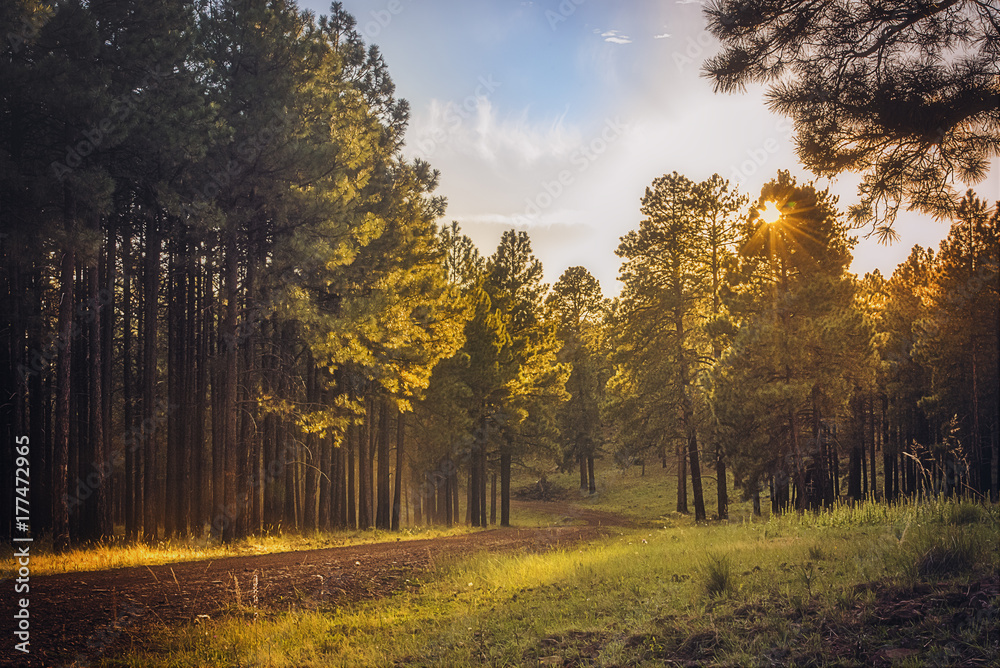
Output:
[601,29,632,44]
[654,33,671,39]
[410,97,582,168]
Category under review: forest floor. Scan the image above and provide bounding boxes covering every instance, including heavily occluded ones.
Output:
[5,501,631,667]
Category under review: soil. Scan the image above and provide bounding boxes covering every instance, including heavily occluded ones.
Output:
[3,501,628,667]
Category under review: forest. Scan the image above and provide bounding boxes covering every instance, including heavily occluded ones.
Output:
[1,0,998,549]
[1,0,998,665]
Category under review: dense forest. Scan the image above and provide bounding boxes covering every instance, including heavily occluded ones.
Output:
[1,0,997,554]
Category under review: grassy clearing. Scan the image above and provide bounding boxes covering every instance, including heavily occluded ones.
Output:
[10,525,476,576]
[115,498,999,667]
[521,456,752,526]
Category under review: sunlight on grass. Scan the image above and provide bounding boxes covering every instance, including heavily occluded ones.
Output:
[15,525,476,576]
[123,498,999,667]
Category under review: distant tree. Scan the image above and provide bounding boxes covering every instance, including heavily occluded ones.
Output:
[484,231,568,526]
[616,173,708,520]
[692,174,746,519]
[915,192,999,499]
[882,246,937,498]
[547,266,607,494]
[713,171,867,512]
[703,0,1000,238]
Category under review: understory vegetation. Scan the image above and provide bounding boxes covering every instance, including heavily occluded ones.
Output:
[111,489,998,667]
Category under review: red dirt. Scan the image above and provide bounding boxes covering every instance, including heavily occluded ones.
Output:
[2,501,629,667]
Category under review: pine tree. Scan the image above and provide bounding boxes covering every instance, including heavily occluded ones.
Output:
[703,0,999,236]
[547,267,607,495]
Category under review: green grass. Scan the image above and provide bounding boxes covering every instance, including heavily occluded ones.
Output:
[112,498,999,667]
[522,455,756,525]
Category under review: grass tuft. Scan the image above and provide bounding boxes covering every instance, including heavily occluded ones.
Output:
[701,553,735,599]
[915,528,978,577]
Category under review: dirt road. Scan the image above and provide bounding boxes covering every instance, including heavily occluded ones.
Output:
[3,501,631,667]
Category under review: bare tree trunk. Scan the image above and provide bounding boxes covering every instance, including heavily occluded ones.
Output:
[391,410,404,530]
[142,223,160,544]
[52,246,75,553]
[500,449,511,526]
[376,397,391,529]
[490,472,496,525]
[220,231,239,543]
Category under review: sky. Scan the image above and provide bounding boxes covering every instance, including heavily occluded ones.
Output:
[302,0,999,295]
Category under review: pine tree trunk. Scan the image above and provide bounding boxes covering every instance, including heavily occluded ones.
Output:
[52,246,75,553]
[376,397,391,529]
[587,455,595,494]
[319,414,332,531]
[347,422,357,528]
[716,447,728,519]
[676,439,687,513]
[869,397,878,500]
[166,249,181,539]
[220,231,239,543]
[304,362,319,531]
[122,234,135,540]
[451,468,459,526]
[490,472,496,525]
[87,257,108,539]
[193,257,210,535]
[358,401,373,529]
[99,229,114,537]
[470,418,482,526]
[500,449,511,526]
[391,410,404,530]
[142,224,160,543]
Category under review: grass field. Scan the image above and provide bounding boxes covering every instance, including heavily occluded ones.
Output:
[102,461,999,667]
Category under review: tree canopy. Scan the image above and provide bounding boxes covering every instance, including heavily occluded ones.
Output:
[703,0,1000,238]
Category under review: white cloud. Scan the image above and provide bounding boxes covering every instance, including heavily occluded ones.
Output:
[654,33,671,39]
[408,97,583,168]
[601,29,633,44]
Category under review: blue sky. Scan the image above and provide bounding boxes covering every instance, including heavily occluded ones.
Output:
[302,0,999,294]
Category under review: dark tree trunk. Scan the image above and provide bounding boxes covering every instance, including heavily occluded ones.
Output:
[376,397,391,529]
[347,422,357,529]
[587,455,596,495]
[676,439,687,513]
[142,223,160,544]
[86,254,108,539]
[52,246,75,552]
[490,472,496,525]
[358,403,373,529]
[319,410,332,531]
[716,446,728,519]
[304,362,319,532]
[869,396,878,500]
[500,446,511,527]
[220,231,239,543]
[99,228,114,536]
[391,410,404,530]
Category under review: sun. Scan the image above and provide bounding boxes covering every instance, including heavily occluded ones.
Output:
[759,201,783,224]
